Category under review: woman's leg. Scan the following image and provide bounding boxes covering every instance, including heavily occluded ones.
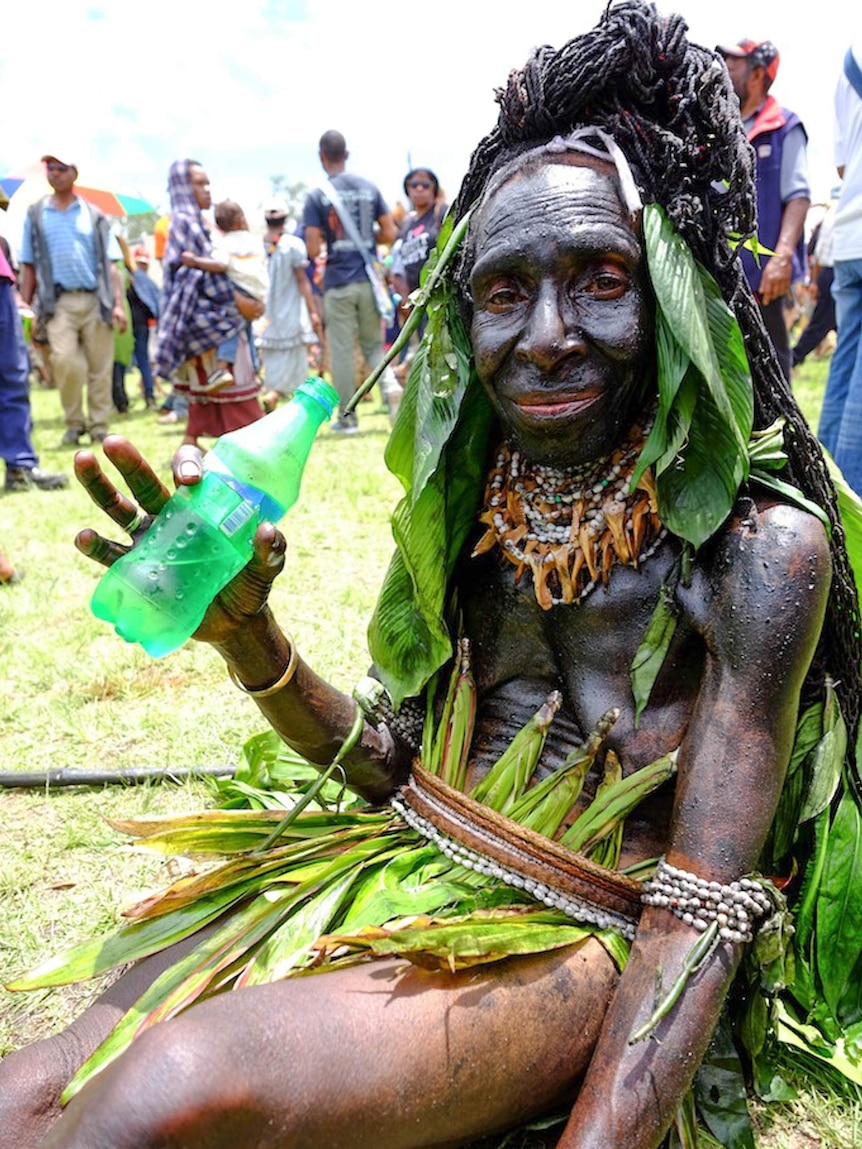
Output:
[0,933,215,1149]
[38,942,618,1149]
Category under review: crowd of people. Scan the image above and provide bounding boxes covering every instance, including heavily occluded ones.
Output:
[2,6,862,1149]
[1,131,447,476]
[3,32,860,506]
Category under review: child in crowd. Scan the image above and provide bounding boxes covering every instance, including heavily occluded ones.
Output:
[258,199,323,411]
[182,200,268,392]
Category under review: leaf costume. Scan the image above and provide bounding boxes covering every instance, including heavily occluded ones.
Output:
[8,4,862,1146]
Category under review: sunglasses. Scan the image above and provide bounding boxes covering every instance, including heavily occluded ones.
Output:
[408,180,433,190]
[46,162,72,173]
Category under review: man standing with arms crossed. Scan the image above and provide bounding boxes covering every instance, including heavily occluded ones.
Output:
[18,152,127,446]
[302,131,396,434]
[719,40,810,383]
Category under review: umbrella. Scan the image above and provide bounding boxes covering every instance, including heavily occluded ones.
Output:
[0,174,155,217]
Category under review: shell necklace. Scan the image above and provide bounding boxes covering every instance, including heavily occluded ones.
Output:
[472,416,666,610]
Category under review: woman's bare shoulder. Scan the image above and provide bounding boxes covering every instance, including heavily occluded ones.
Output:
[679,494,831,663]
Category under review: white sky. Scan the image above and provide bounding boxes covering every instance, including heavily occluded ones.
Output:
[0,1,855,236]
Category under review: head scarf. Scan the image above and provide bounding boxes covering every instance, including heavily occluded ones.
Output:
[154,159,241,378]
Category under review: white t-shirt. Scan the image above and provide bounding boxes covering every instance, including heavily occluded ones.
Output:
[211,229,269,301]
[833,42,862,260]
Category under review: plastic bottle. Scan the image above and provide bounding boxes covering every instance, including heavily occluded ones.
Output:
[91,377,338,657]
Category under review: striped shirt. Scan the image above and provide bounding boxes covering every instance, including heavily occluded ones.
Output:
[20,197,121,289]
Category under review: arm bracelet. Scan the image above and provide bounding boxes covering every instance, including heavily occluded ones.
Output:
[227,636,298,698]
[641,858,772,944]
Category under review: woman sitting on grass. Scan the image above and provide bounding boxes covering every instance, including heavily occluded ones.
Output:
[3,4,862,1148]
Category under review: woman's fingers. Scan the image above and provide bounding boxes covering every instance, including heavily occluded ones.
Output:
[171,445,205,488]
[205,524,287,629]
[74,527,131,570]
[103,437,173,511]
[74,438,172,560]
[252,522,287,582]
[75,439,171,527]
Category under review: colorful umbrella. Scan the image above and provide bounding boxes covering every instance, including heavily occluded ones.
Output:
[0,175,155,217]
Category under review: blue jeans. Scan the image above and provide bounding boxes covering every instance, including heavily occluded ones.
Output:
[133,322,155,401]
[218,321,259,373]
[817,257,862,495]
[0,279,38,470]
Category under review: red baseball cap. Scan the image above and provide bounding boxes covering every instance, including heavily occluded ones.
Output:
[717,40,781,85]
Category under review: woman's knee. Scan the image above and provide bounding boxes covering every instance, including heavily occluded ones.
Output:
[0,1035,80,1149]
[53,1010,286,1149]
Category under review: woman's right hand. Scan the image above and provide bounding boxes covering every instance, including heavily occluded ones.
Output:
[74,437,287,647]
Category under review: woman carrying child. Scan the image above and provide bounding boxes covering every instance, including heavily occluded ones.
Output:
[154,159,264,449]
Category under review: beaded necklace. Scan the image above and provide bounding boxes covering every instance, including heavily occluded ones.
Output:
[472,415,666,610]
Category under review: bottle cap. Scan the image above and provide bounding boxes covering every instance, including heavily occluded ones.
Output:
[297,376,339,418]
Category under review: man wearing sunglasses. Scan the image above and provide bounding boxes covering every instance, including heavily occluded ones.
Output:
[18,152,127,448]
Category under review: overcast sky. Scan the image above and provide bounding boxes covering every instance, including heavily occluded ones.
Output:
[0,1,855,234]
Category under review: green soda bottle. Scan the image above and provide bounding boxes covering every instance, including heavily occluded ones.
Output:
[90,377,338,657]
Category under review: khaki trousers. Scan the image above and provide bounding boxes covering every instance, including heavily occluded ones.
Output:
[323,281,384,414]
[46,292,114,436]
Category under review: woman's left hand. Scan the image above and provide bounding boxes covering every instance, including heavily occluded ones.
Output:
[74,437,287,647]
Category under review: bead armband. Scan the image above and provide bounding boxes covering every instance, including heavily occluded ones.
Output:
[641,858,772,944]
[227,636,298,698]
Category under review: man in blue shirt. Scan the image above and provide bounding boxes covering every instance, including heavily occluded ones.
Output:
[719,40,810,383]
[19,152,127,447]
[302,131,396,433]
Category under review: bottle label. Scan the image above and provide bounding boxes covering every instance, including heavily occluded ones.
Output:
[221,500,256,537]
[209,472,284,533]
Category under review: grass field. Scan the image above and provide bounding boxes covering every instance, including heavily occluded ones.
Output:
[1,354,859,1146]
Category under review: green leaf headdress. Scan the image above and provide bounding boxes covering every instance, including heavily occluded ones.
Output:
[367,127,756,707]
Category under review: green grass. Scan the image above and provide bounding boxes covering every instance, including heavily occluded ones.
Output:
[2,356,859,1146]
[0,376,400,1052]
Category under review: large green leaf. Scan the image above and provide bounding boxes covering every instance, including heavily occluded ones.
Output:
[799,679,846,823]
[6,884,251,990]
[654,380,747,548]
[696,261,754,450]
[816,787,862,1020]
[369,378,494,705]
[326,908,626,970]
[642,204,753,549]
[631,560,680,725]
[631,308,692,485]
[366,545,454,706]
[644,204,750,455]
[384,297,470,501]
[107,808,393,856]
[776,1002,862,1087]
[793,807,831,954]
[337,846,473,930]
[693,1016,755,1149]
[215,729,365,811]
[240,870,358,985]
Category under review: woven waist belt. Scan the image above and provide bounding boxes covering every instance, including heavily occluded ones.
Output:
[391,764,642,940]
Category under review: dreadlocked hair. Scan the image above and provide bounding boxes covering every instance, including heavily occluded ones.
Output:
[449,0,862,770]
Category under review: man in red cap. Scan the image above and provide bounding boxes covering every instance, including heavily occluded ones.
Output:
[719,39,810,382]
[18,152,128,446]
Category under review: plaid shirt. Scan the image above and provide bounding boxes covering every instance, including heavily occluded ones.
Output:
[154,161,241,378]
